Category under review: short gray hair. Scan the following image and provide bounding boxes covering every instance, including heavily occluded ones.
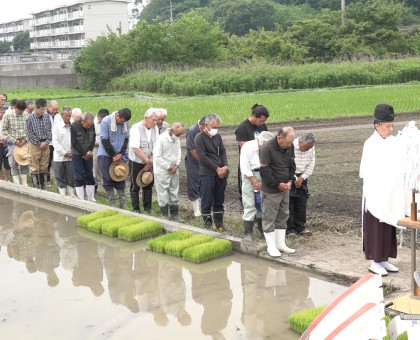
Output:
[157,108,167,117]
[144,108,159,119]
[204,113,222,125]
[258,131,274,146]
[81,112,94,122]
[72,108,82,117]
[299,132,316,145]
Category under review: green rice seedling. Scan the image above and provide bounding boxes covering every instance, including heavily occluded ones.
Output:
[118,221,163,242]
[182,238,232,263]
[77,209,117,228]
[86,215,121,234]
[288,306,326,335]
[165,234,214,257]
[101,215,144,237]
[147,230,193,253]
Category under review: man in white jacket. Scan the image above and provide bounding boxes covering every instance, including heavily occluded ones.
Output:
[153,122,185,221]
[359,103,405,276]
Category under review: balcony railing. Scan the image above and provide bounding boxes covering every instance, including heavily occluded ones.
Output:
[30,39,86,49]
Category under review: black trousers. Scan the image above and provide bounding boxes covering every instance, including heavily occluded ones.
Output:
[200,175,226,215]
[287,179,308,233]
[287,195,307,233]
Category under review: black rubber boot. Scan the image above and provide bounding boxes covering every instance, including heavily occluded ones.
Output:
[202,214,213,230]
[142,189,153,214]
[213,211,228,232]
[31,174,39,189]
[130,191,140,213]
[243,220,254,241]
[256,218,264,239]
[105,188,115,206]
[116,189,126,209]
[159,204,169,219]
[39,173,47,190]
[169,205,184,222]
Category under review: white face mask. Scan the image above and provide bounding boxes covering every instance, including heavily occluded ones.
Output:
[208,128,218,137]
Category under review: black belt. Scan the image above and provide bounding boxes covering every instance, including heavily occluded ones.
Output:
[253,168,260,172]
[39,139,46,142]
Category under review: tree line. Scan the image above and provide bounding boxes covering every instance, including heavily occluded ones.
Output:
[75,0,420,91]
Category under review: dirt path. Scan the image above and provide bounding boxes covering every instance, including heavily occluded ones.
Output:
[177,111,420,296]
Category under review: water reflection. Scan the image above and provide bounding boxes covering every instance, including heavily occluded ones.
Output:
[0,193,345,339]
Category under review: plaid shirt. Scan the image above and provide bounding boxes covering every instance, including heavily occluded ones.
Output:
[26,112,52,146]
[2,110,28,143]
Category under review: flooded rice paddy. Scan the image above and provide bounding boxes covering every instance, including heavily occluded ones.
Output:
[0,192,346,339]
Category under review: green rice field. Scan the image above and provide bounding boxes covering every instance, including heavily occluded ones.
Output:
[5,83,420,126]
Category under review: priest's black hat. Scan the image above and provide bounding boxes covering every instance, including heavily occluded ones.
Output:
[374,104,395,122]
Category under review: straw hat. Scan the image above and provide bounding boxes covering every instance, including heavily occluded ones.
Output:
[17,210,35,235]
[136,168,154,188]
[14,144,30,165]
[109,162,129,182]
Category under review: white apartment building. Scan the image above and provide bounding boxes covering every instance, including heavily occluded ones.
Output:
[0,18,31,44]
[29,0,129,59]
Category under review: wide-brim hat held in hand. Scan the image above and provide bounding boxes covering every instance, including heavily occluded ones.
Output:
[14,144,30,165]
[136,168,154,188]
[109,162,129,182]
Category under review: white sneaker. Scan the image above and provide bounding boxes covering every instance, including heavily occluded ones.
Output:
[381,261,399,272]
[369,262,388,276]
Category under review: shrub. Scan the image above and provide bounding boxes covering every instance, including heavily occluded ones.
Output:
[118,221,163,241]
[77,209,117,228]
[147,230,193,253]
[182,239,232,263]
[165,234,214,257]
[101,215,144,237]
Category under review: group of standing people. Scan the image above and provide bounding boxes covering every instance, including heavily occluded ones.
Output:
[1,92,403,274]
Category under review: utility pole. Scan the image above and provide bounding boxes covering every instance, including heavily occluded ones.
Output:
[169,0,173,23]
[341,0,346,26]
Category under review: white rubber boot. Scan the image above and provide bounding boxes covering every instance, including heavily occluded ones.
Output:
[67,186,75,198]
[75,186,85,200]
[275,229,296,254]
[19,174,28,186]
[86,185,96,202]
[58,187,67,195]
[12,175,21,184]
[191,198,201,217]
[263,232,281,257]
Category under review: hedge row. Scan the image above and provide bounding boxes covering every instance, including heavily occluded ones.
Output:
[108,58,420,96]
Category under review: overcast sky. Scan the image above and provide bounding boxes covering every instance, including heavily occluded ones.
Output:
[1,0,135,23]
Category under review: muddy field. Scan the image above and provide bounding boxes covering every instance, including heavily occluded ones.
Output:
[177,111,420,237]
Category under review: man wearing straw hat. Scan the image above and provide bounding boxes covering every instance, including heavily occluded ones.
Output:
[26,98,52,190]
[153,122,185,221]
[128,108,159,214]
[360,103,405,276]
[2,99,29,186]
[98,108,131,208]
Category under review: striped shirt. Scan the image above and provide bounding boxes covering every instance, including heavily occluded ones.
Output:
[2,110,28,143]
[26,112,52,146]
[293,138,315,180]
